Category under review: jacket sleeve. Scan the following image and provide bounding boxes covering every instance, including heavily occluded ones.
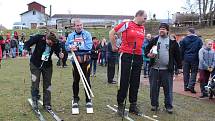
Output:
[213,52,215,68]
[173,40,182,69]
[199,48,208,68]
[24,35,39,51]
[65,33,74,52]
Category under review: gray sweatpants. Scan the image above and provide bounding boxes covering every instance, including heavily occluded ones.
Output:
[30,62,52,106]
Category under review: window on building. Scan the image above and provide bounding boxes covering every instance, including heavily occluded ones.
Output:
[33,11,36,15]
[40,23,44,25]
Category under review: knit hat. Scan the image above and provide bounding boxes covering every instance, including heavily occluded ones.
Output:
[159,23,169,31]
[188,27,195,34]
[47,32,58,43]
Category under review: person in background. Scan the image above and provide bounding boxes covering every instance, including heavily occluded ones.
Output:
[90,37,100,76]
[142,33,152,78]
[100,37,107,66]
[198,40,215,98]
[107,35,119,84]
[180,28,203,93]
[5,33,11,58]
[0,35,4,67]
[10,36,18,58]
[57,36,68,67]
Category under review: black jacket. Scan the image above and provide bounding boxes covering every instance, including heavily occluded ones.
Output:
[24,34,62,68]
[145,36,182,72]
[91,43,100,60]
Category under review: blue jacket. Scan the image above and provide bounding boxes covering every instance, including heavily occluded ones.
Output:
[198,47,215,70]
[142,39,150,61]
[65,30,92,55]
[179,34,203,63]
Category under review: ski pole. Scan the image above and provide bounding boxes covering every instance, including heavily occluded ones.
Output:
[71,51,92,99]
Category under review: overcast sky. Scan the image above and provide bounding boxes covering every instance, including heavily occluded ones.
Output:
[0,0,186,29]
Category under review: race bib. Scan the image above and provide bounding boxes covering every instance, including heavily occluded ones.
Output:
[41,45,51,61]
[74,36,84,47]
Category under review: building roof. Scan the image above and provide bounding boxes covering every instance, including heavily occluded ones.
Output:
[20,9,49,16]
[27,1,46,8]
[51,14,134,20]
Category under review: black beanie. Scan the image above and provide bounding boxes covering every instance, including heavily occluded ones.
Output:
[159,23,169,31]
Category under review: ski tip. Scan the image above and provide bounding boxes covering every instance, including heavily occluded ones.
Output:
[86,108,94,114]
[72,108,79,115]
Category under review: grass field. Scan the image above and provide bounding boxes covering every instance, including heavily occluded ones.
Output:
[0,58,215,121]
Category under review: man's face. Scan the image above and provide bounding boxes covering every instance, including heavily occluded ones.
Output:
[137,13,147,25]
[207,42,213,48]
[159,28,168,37]
[46,39,54,46]
[146,34,151,40]
[74,21,83,33]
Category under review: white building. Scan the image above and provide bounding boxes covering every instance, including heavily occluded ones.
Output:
[20,2,48,29]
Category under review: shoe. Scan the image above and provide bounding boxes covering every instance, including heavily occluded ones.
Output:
[72,99,79,108]
[117,103,128,117]
[108,80,116,84]
[188,87,197,93]
[43,105,52,110]
[32,99,38,110]
[184,87,190,91]
[86,101,93,108]
[129,103,142,115]
[151,106,158,111]
[166,108,173,114]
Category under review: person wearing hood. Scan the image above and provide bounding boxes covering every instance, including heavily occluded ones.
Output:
[198,40,215,98]
[179,28,203,93]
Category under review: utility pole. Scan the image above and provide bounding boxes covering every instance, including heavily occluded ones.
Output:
[168,11,170,24]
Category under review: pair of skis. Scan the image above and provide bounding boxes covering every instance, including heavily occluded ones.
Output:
[107,105,159,121]
[28,98,63,121]
[72,100,94,115]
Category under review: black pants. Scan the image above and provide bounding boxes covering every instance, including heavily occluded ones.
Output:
[107,57,116,83]
[72,61,91,102]
[117,53,143,104]
[149,68,173,109]
[30,62,52,106]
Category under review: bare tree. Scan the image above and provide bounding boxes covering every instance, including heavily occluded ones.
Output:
[181,0,198,13]
[197,0,215,26]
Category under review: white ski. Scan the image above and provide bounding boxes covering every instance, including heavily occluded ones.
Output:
[113,105,159,121]
[106,105,134,121]
[28,98,46,121]
[72,100,79,115]
[38,100,64,121]
[86,102,94,114]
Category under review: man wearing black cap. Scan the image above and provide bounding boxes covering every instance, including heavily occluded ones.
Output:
[24,32,64,111]
[179,27,203,93]
[145,23,182,114]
